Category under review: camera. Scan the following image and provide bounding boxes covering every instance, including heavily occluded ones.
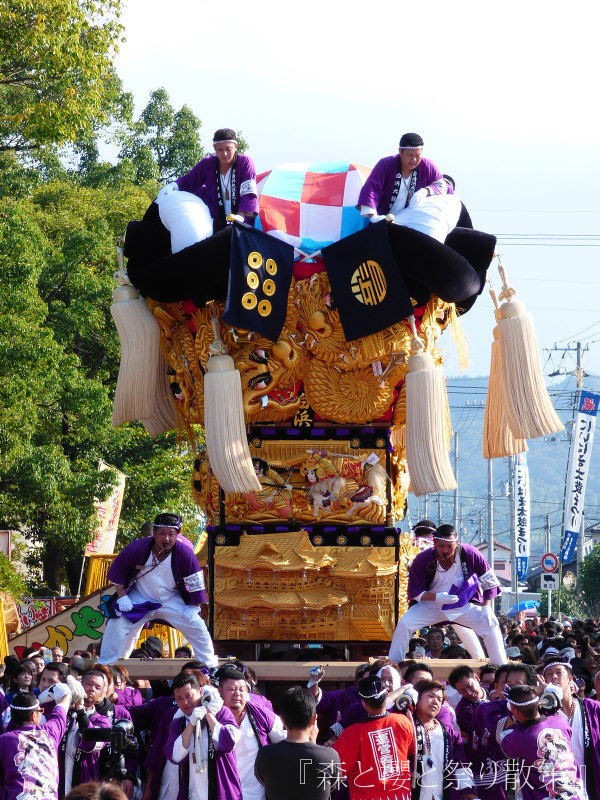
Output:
[81,719,138,782]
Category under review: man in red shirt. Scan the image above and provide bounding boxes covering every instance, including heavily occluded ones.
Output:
[334,676,415,800]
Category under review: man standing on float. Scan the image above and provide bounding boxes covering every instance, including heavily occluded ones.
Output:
[389,524,506,664]
[98,513,218,667]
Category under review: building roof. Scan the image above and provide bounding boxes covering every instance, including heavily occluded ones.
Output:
[474,539,512,553]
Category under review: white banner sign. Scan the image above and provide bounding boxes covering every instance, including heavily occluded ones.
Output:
[85,462,126,556]
[560,391,600,563]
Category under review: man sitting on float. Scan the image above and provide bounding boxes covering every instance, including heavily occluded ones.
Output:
[358,131,462,243]
[156,127,258,253]
[389,523,507,665]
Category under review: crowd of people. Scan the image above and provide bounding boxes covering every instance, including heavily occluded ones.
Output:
[2,514,599,799]
[1,610,600,800]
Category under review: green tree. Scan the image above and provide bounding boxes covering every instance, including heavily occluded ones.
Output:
[0,0,124,152]
[117,88,203,183]
[578,544,600,617]
[0,180,202,593]
[539,588,585,619]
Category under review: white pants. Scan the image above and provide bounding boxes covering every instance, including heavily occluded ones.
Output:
[98,594,218,666]
[389,601,506,664]
[452,624,486,659]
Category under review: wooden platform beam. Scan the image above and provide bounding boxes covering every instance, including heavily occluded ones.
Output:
[117,658,487,683]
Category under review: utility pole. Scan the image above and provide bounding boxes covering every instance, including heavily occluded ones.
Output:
[545,514,551,553]
[436,493,442,524]
[453,433,459,533]
[423,494,429,520]
[487,459,494,569]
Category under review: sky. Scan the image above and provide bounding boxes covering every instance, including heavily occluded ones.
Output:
[112,0,600,379]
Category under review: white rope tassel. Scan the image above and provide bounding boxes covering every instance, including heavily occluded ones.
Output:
[405,316,457,496]
[203,315,261,495]
[111,265,165,427]
[496,265,563,440]
[141,351,177,437]
[483,289,528,459]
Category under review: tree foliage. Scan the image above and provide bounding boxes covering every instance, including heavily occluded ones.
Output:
[0,180,201,593]
[578,545,600,617]
[117,88,203,183]
[0,43,238,596]
[0,0,125,152]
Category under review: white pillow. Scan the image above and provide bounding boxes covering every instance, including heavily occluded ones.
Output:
[157,189,213,253]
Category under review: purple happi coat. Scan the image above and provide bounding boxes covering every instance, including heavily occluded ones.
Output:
[407,543,499,605]
[498,713,585,800]
[144,702,179,799]
[108,535,207,605]
[357,156,451,215]
[176,153,259,224]
[318,684,360,735]
[165,704,242,800]
[244,698,277,746]
[573,697,600,799]
[0,705,66,800]
[470,698,509,800]
[455,691,488,746]
[115,686,143,708]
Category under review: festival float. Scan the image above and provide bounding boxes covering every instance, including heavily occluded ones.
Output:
[109,157,561,662]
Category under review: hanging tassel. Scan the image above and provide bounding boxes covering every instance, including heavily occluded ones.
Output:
[203,311,261,494]
[483,289,528,458]
[111,253,167,428]
[405,316,456,496]
[495,263,563,440]
[141,353,178,437]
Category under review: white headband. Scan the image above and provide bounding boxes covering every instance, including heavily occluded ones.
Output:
[214,139,237,145]
[508,696,539,707]
[11,700,40,711]
[433,535,458,542]
[542,661,572,674]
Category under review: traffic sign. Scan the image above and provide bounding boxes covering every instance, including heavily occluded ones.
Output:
[541,552,559,573]
[541,573,560,591]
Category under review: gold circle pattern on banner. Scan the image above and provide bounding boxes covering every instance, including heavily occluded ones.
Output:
[263,278,276,296]
[258,299,272,317]
[246,271,259,289]
[248,252,263,269]
[350,260,387,305]
[265,258,278,275]
[242,292,258,310]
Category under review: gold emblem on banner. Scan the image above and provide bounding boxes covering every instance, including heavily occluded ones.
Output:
[265,258,278,275]
[350,260,387,306]
[246,272,259,289]
[258,300,272,317]
[263,279,276,296]
[242,292,258,310]
[248,252,263,269]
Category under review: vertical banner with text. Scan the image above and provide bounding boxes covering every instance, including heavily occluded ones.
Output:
[560,391,600,563]
[514,452,531,581]
[85,462,126,556]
